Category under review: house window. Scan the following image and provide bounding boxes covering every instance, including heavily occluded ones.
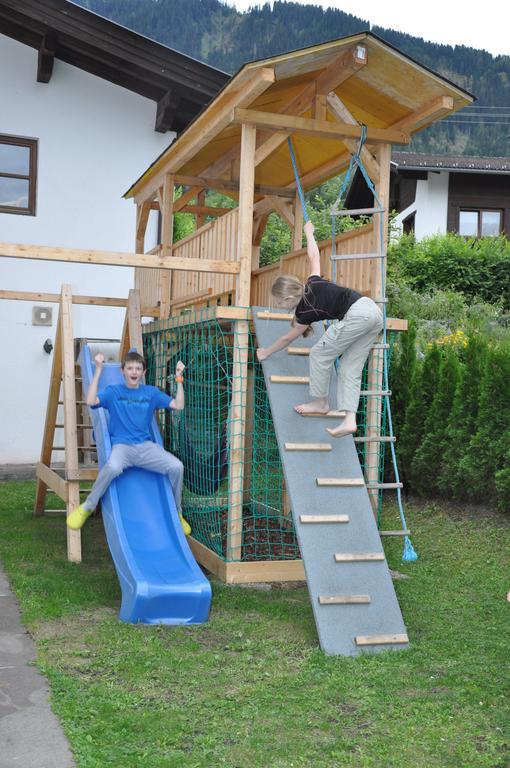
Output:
[459,209,502,237]
[402,213,415,235]
[0,135,38,215]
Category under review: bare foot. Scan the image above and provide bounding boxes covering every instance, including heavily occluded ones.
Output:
[326,413,357,438]
[294,398,329,415]
[326,425,356,438]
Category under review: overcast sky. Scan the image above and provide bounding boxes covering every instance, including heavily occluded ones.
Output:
[222,0,509,57]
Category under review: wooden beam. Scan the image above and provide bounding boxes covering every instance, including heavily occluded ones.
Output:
[36,462,68,503]
[159,173,175,318]
[173,186,202,212]
[155,89,181,134]
[60,285,81,563]
[173,174,295,198]
[34,298,63,516]
[0,288,158,315]
[326,92,380,183]
[253,43,368,168]
[227,123,256,561]
[133,67,275,203]
[180,205,232,217]
[392,95,454,134]
[37,31,56,84]
[0,242,241,274]
[135,200,152,248]
[315,43,367,94]
[233,108,410,145]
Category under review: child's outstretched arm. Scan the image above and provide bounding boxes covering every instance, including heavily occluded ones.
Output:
[256,321,308,361]
[304,220,321,277]
[86,353,104,406]
[170,360,185,411]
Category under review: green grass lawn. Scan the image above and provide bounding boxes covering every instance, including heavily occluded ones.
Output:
[0,482,509,768]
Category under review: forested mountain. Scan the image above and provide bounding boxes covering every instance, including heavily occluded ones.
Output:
[76,0,510,155]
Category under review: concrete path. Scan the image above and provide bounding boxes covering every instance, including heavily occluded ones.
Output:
[0,564,75,768]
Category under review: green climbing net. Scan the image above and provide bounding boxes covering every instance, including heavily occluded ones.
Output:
[143,309,395,562]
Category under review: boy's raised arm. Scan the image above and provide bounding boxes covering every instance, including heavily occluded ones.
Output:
[86,353,104,406]
[170,360,185,411]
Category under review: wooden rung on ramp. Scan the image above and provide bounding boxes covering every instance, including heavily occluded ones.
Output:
[334,553,385,562]
[379,529,410,537]
[355,634,409,646]
[299,514,349,524]
[316,477,365,487]
[319,595,371,605]
[285,442,332,451]
[270,375,309,384]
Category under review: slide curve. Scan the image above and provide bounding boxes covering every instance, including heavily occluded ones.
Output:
[78,344,211,624]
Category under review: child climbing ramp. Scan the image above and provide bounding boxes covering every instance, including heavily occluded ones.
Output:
[256,220,383,439]
[71,344,211,625]
[254,309,409,656]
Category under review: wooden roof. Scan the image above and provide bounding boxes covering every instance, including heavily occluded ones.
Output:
[126,31,474,201]
[0,0,229,133]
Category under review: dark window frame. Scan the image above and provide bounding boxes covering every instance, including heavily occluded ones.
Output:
[458,207,503,238]
[0,134,38,216]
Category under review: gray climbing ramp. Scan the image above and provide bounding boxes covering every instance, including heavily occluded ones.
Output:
[253,308,409,656]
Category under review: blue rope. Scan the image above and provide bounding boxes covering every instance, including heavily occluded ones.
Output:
[287,137,309,223]
[330,127,417,562]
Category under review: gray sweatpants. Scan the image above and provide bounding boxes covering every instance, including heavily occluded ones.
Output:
[83,441,184,514]
[309,297,383,413]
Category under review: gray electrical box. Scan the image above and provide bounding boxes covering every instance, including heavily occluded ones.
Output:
[32,306,53,326]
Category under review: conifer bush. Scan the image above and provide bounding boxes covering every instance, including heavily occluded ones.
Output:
[460,341,510,503]
[411,344,461,496]
[438,335,487,498]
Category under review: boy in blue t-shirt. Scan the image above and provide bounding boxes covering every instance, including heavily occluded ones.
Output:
[67,351,190,535]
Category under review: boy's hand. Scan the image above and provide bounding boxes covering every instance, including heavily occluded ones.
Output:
[94,353,105,368]
[256,348,269,362]
[175,360,185,376]
[304,220,315,237]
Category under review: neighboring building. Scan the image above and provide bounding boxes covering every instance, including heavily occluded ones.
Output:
[0,0,228,463]
[346,152,510,240]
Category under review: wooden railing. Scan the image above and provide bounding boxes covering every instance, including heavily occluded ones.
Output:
[136,217,376,314]
[251,223,375,306]
[171,208,239,302]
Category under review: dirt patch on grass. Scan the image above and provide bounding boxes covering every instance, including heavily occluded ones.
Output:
[405,495,508,524]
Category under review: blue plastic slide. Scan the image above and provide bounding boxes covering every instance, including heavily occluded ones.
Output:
[78,344,211,624]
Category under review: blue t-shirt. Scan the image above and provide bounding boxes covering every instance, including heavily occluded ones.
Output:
[92,384,173,445]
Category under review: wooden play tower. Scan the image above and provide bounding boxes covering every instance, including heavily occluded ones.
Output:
[1,32,473,575]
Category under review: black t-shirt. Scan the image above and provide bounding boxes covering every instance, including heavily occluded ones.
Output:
[294,275,361,325]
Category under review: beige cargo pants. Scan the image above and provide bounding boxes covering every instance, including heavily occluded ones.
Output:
[309,297,383,413]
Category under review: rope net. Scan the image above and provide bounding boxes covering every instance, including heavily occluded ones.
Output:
[143,310,395,562]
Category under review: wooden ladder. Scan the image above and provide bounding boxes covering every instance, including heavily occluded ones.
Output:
[34,285,142,562]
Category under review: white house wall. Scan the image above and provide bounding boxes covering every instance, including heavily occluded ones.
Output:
[0,35,172,463]
[393,170,449,240]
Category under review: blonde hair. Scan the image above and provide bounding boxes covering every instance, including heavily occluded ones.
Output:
[271,275,304,302]
[271,275,314,338]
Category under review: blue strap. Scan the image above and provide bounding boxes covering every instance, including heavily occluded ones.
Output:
[287,138,309,223]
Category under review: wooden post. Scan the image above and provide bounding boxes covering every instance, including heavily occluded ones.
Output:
[120,289,143,360]
[60,285,82,563]
[34,299,63,515]
[227,124,256,561]
[159,174,175,318]
[365,143,391,512]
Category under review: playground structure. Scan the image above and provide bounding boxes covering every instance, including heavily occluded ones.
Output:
[0,32,473,650]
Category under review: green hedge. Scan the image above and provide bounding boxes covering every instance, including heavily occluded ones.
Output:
[388,233,510,308]
[390,333,510,512]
